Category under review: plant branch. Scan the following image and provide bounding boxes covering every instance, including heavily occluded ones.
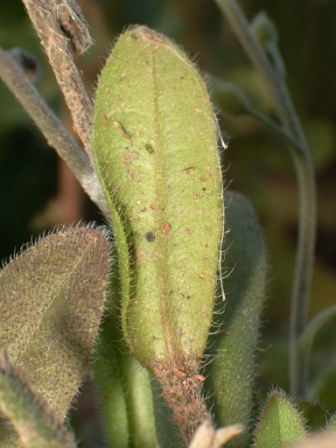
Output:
[21,0,94,161]
[214,0,317,397]
[244,104,305,154]
[208,75,305,153]
[0,46,108,217]
[298,304,336,367]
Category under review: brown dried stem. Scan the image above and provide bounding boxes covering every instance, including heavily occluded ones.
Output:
[21,0,94,161]
[0,47,108,216]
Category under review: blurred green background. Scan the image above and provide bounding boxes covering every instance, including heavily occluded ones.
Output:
[1,0,336,444]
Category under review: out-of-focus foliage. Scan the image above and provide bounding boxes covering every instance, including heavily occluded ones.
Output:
[1,0,336,445]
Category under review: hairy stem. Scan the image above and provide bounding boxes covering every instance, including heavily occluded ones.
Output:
[215,0,317,397]
[0,47,108,217]
[21,0,94,161]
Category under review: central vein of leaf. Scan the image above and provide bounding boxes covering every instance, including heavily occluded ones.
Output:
[151,47,176,363]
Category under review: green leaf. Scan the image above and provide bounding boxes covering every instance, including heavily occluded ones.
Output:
[205,191,267,448]
[0,350,76,448]
[92,26,222,440]
[254,390,306,448]
[0,226,110,446]
[92,24,222,366]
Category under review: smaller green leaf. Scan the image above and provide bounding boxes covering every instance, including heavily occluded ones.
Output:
[254,390,306,448]
[297,401,326,432]
[0,350,76,448]
[92,25,222,442]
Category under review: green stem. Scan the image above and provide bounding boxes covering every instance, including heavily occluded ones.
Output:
[298,304,336,366]
[245,105,305,154]
[215,0,317,397]
[290,153,316,397]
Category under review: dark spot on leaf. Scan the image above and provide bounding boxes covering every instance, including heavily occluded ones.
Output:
[145,231,155,242]
[145,143,154,154]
